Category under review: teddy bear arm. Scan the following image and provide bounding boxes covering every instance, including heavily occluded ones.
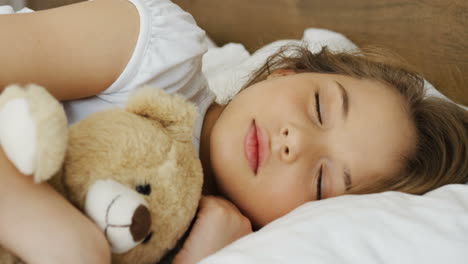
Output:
[0,84,68,183]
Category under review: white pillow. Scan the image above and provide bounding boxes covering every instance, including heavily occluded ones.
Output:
[200,184,468,264]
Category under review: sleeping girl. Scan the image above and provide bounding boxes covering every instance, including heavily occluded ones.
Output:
[0,0,467,263]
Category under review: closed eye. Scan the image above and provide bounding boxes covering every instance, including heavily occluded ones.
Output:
[315,92,322,124]
[316,164,323,200]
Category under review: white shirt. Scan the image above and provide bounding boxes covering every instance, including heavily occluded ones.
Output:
[0,0,216,154]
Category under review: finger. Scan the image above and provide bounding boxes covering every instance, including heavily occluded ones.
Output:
[199,195,217,209]
[200,195,226,209]
[199,196,243,218]
[210,196,240,211]
[197,196,224,216]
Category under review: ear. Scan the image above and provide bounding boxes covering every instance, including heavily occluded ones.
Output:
[125,86,197,142]
[266,69,296,80]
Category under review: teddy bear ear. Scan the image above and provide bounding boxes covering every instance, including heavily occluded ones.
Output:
[125,86,198,142]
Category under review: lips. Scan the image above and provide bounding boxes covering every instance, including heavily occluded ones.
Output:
[244,120,268,174]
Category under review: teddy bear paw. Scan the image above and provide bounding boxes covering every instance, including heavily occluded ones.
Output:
[0,84,68,183]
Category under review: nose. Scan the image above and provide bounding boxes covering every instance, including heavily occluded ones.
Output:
[279,126,301,163]
[277,125,315,163]
[130,205,152,242]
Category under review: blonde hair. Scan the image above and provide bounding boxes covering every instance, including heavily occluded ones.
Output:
[243,44,468,195]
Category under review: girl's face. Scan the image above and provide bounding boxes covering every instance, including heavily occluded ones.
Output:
[209,72,416,227]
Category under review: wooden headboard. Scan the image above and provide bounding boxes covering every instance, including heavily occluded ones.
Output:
[28,0,468,105]
[173,0,468,106]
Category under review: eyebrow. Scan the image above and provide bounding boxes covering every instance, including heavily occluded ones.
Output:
[335,81,349,120]
[344,169,352,191]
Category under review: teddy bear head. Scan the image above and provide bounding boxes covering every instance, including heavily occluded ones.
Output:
[50,87,203,264]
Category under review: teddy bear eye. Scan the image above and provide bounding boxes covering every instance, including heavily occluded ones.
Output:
[136,184,152,195]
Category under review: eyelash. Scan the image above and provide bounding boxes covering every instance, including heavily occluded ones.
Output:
[316,164,323,200]
[315,92,323,201]
[315,92,322,124]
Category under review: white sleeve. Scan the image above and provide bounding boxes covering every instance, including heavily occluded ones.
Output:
[98,0,209,105]
[1,0,208,107]
[0,5,33,14]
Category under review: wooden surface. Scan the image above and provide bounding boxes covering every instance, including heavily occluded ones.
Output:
[173,0,468,105]
[26,0,81,9]
[27,0,468,105]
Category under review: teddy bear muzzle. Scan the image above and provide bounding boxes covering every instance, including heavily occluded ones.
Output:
[84,179,152,254]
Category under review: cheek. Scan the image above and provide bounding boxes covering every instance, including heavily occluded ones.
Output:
[236,169,312,227]
[210,124,247,186]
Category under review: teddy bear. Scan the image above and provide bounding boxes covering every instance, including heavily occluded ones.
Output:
[0,84,203,264]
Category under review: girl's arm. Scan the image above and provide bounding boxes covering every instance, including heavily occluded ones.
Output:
[0,1,139,262]
[0,0,139,100]
[0,148,111,264]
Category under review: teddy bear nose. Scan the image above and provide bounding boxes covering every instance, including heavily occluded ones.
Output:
[130,205,152,242]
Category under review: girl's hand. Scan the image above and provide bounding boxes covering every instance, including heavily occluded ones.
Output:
[173,196,253,264]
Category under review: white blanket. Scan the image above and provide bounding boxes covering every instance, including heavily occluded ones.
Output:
[199,28,468,264]
[200,185,468,264]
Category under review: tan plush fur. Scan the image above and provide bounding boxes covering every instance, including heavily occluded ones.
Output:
[0,85,203,264]
[0,84,68,183]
